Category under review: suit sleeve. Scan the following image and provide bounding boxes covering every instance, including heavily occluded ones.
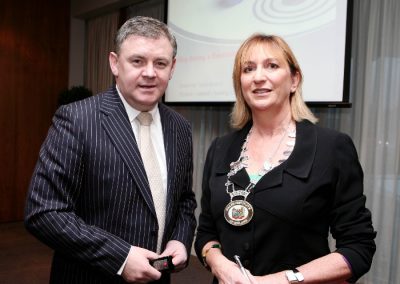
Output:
[24,105,131,276]
[329,133,377,283]
[194,138,220,263]
[168,121,197,254]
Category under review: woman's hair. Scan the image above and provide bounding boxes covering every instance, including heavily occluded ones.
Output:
[114,16,177,58]
[230,33,318,129]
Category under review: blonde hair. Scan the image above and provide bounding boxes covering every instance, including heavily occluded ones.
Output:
[230,34,318,129]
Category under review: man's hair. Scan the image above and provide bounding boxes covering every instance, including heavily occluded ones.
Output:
[114,16,177,58]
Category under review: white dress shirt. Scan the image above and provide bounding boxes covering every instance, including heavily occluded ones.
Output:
[116,86,168,194]
[115,85,168,275]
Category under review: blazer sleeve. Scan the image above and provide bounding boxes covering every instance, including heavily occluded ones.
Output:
[329,133,377,283]
[24,105,131,276]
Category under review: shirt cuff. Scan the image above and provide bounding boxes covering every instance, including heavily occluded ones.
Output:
[117,246,133,275]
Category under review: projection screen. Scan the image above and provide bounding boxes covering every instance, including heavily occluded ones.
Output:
[165,0,353,106]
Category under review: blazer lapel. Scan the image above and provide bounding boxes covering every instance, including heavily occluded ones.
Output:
[254,120,317,192]
[216,123,252,189]
[215,121,317,192]
[99,88,156,217]
[284,120,316,178]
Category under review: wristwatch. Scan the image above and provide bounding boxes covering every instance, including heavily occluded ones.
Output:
[285,268,304,283]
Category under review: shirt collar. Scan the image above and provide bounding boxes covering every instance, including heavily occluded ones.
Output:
[116,85,160,124]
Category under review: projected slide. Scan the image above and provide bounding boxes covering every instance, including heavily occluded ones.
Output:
[166,0,350,104]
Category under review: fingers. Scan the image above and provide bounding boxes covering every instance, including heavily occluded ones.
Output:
[213,259,255,284]
[160,240,188,270]
[122,246,162,283]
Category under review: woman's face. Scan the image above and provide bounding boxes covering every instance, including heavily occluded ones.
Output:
[240,43,299,113]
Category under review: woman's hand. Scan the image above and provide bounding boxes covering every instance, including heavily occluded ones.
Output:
[208,253,256,284]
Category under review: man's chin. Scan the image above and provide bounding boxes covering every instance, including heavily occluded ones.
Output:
[137,98,162,111]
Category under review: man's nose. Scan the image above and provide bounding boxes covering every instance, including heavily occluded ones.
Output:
[143,63,156,77]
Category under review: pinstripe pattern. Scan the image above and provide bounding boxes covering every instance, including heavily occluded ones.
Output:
[24,87,197,284]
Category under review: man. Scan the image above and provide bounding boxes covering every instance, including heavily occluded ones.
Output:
[25,16,196,283]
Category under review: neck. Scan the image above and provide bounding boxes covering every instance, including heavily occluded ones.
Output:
[251,111,293,137]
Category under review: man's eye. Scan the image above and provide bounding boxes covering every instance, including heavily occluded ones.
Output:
[131,59,142,65]
[156,61,167,68]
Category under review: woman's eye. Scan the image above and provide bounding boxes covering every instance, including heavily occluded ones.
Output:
[268,63,279,69]
[243,66,254,73]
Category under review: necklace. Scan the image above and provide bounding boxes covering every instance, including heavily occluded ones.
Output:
[224,182,255,226]
[253,122,292,175]
[223,122,296,226]
[223,133,254,226]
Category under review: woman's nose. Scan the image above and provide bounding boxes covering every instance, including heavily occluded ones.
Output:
[253,67,266,82]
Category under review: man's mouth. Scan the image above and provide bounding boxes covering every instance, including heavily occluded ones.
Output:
[139,84,156,89]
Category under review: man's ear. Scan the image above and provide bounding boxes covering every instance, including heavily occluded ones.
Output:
[109,52,119,76]
[169,58,177,80]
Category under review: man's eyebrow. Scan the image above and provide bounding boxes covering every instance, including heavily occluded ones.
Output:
[127,54,171,61]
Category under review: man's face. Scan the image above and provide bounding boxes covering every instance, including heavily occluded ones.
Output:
[109,35,176,111]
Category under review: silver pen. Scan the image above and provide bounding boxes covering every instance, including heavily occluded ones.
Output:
[233,255,252,282]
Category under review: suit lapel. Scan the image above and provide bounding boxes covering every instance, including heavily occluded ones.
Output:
[99,88,156,217]
[158,104,177,222]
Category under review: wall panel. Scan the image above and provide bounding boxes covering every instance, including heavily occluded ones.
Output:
[0,0,70,222]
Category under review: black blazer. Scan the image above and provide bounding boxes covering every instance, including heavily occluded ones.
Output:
[195,120,376,283]
[25,87,197,284]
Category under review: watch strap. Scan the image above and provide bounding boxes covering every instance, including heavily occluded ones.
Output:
[201,244,221,268]
[293,268,304,281]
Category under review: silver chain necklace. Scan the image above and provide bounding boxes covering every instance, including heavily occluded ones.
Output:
[223,123,296,226]
[248,122,294,176]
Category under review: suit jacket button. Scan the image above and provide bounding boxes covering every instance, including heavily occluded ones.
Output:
[243,242,250,251]
[243,259,250,267]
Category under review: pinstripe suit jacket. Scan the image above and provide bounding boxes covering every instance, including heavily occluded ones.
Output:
[25,87,197,283]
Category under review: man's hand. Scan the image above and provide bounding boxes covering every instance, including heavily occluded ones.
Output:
[160,240,188,271]
[121,246,162,283]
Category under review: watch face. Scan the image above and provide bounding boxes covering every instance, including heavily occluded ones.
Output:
[295,272,305,282]
[286,270,298,282]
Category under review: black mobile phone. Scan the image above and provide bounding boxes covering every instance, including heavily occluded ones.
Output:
[149,256,175,272]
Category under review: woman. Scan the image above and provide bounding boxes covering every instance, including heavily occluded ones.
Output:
[194,34,376,284]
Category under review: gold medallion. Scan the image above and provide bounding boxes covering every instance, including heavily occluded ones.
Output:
[224,200,254,226]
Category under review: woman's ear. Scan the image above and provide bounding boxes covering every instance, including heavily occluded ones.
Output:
[290,71,300,93]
